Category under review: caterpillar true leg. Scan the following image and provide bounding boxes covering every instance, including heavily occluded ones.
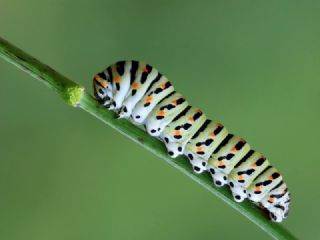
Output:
[92,60,291,222]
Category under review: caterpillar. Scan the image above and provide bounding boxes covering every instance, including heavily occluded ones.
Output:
[93,60,291,222]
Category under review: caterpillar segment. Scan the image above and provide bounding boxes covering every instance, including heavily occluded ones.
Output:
[107,61,133,110]
[119,61,160,119]
[207,135,251,188]
[184,120,229,174]
[145,92,188,136]
[247,166,283,202]
[160,106,207,158]
[228,150,270,202]
[93,60,291,222]
[131,75,174,125]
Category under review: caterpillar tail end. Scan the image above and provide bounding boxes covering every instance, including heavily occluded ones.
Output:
[266,192,291,222]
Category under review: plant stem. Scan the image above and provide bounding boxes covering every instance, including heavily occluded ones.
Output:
[0,37,83,106]
[0,36,298,240]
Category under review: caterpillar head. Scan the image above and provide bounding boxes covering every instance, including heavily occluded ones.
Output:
[93,71,113,105]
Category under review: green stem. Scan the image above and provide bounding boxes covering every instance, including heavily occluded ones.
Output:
[0,36,298,240]
[0,37,83,106]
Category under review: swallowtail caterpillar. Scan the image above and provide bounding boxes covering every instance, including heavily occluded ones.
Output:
[93,60,291,222]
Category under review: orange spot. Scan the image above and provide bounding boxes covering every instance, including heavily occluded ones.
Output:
[210,132,215,139]
[268,175,273,180]
[143,67,149,73]
[238,175,244,181]
[188,117,194,123]
[172,100,177,105]
[158,110,165,116]
[94,75,101,81]
[114,76,121,83]
[252,162,257,167]
[94,75,107,87]
[218,160,225,166]
[268,197,274,203]
[174,130,181,136]
[196,146,204,152]
[231,147,238,153]
[144,96,153,103]
[255,186,262,192]
[161,83,166,89]
[132,82,139,90]
[101,81,108,87]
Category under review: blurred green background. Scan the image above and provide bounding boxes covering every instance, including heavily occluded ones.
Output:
[0,1,319,239]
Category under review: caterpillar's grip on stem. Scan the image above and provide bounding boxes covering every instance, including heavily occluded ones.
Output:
[0,37,297,240]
